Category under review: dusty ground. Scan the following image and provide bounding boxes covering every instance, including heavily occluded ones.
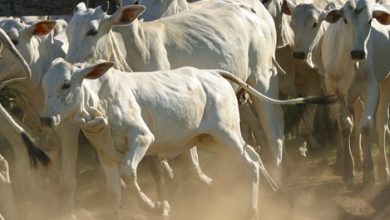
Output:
[2,137,390,220]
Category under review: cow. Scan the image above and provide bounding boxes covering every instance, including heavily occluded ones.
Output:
[0,18,67,202]
[65,0,291,187]
[320,0,390,184]
[261,0,341,154]
[0,27,50,220]
[40,57,334,219]
[281,0,366,171]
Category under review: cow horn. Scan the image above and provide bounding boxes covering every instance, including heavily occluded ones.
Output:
[0,28,31,80]
[102,1,110,13]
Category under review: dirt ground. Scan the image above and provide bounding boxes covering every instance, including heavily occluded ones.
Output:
[2,137,390,220]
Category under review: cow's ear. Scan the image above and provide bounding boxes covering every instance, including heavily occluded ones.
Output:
[29,20,57,36]
[109,5,146,26]
[81,62,114,80]
[325,9,343,23]
[373,9,390,25]
[282,0,296,16]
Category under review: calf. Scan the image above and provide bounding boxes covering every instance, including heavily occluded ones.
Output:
[40,59,332,219]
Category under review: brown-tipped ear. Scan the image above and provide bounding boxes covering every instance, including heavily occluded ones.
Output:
[32,20,57,36]
[111,5,146,26]
[325,9,343,23]
[373,10,390,25]
[85,62,114,79]
[282,0,296,16]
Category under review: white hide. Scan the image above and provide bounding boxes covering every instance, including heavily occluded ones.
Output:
[41,59,274,220]
[321,0,390,183]
[65,1,289,186]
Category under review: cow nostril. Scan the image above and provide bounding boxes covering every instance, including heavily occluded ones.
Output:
[293,51,306,60]
[350,50,366,60]
[40,117,53,127]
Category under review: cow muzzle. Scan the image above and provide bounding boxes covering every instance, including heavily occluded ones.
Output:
[40,115,60,127]
[40,117,54,127]
[293,51,307,60]
[350,50,366,60]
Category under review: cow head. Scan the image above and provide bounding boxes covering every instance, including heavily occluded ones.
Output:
[325,0,390,60]
[40,58,113,127]
[0,27,31,85]
[282,1,333,62]
[0,18,56,82]
[66,2,145,64]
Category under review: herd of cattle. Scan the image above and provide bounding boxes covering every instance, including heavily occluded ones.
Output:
[0,0,389,219]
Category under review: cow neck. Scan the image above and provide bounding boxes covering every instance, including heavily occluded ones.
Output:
[308,22,329,75]
[114,19,157,71]
[322,21,356,96]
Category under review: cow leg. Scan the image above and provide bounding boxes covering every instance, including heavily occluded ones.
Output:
[184,147,213,185]
[213,132,259,220]
[239,102,263,149]
[0,154,18,220]
[330,99,355,183]
[375,78,390,183]
[56,122,80,219]
[250,73,284,186]
[96,150,121,217]
[122,130,170,218]
[149,156,170,219]
[351,100,363,172]
[297,105,320,151]
[81,117,123,217]
[359,76,379,186]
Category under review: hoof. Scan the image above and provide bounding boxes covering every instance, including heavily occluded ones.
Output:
[156,201,170,219]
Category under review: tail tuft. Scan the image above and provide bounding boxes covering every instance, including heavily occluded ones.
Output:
[21,132,51,168]
[304,94,338,105]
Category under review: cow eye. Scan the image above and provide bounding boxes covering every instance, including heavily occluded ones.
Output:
[368,19,372,25]
[61,83,71,89]
[343,18,348,24]
[312,22,318,28]
[86,29,98,36]
[11,39,18,45]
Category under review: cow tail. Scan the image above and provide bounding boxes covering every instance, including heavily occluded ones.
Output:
[218,70,336,105]
[21,132,51,168]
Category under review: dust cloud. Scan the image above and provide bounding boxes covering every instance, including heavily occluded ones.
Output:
[2,138,390,220]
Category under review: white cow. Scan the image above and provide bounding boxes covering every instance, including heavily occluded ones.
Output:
[321,0,390,184]
[281,0,366,170]
[261,0,331,152]
[40,58,333,219]
[0,27,50,220]
[66,0,291,185]
[0,18,66,197]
